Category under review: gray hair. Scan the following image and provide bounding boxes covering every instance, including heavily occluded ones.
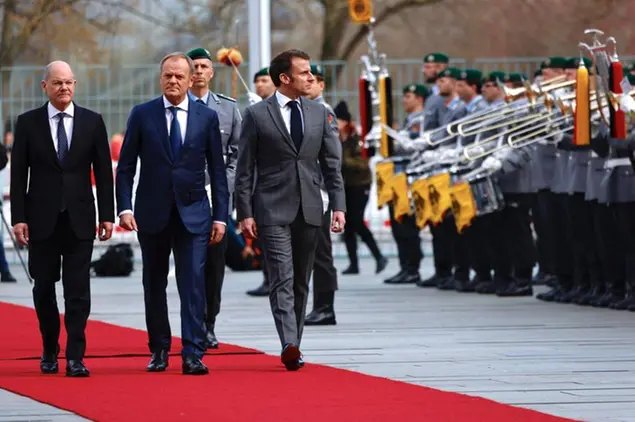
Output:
[42,60,75,81]
[160,52,195,75]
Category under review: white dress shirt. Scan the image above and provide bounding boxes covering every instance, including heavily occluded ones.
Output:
[119,96,225,226]
[48,102,74,151]
[275,90,304,133]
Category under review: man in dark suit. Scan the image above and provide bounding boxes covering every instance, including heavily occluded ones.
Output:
[235,49,346,371]
[116,52,229,375]
[11,61,115,377]
[186,47,241,349]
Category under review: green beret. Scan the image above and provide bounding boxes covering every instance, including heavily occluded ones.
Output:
[458,69,483,85]
[253,67,269,82]
[565,57,592,69]
[423,52,449,64]
[543,56,567,69]
[627,73,635,85]
[402,84,429,98]
[438,67,461,79]
[186,47,212,61]
[484,71,506,84]
[505,72,528,83]
[310,64,325,78]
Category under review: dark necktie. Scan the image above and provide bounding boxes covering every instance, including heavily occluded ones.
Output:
[288,100,303,150]
[196,98,205,104]
[56,112,69,162]
[168,106,182,160]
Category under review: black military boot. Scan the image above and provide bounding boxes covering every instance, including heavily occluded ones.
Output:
[558,283,590,304]
[417,274,440,288]
[574,283,604,306]
[609,280,635,310]
[497,278,533,297]
[592,281,623,308]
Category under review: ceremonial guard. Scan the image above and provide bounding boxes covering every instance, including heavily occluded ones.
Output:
[186,48,241,348]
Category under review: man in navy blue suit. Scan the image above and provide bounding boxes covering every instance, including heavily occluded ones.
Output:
[116,52,229,375]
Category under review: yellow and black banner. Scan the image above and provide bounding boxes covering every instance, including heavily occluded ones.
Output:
[449,182,477,233]
[391,173,411,222]
[426,172,452,225]
[375,161,394,209]
[378,75,394,157]
[348,0,372,24]
[411,178,432,229]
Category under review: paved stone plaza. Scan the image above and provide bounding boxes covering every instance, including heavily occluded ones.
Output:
[0,251,634,422]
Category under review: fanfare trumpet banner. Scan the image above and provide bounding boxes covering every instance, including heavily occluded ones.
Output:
[574,57,591,146]
[411,179,432,229]
[375,160,395,209]
[449,182,477,233]
[391,172,411,222]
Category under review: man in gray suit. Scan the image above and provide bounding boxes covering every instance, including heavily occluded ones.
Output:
[186,48,241,349]
[235,49,346,370]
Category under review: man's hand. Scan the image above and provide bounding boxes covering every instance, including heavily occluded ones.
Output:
[241,245,255,258]
[331,211,345,233]
[209,222,226,245]
[239,217,258,239]
[98,222,113,241]
[119,214,138,231]
[13,223,29,246]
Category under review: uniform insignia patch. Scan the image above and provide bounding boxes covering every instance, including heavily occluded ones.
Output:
[427,55,434,62]
[461,71,467,79]
[411,125,420,133]
[328,114,334,123]
[216,93,236,102]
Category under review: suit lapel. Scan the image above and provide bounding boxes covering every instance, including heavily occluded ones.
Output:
[182,98,199,150]
[62,104,83,167]
[151,97,173,161]
[38,105,61,169]
[266,95,297,153]
[299,98,312,155]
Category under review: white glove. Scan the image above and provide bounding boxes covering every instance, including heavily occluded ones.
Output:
[620,95,635,114]
[441,148,458,160]
[469,145,484,156]
[247,92,262,105]
[482,156,502,171]
[422,150,438,161]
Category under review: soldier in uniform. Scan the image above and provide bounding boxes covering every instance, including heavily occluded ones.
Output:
[422,52,450,96]
[304,64,346,326]
[383,84,430,285]
[186,48,242,348]
[245,67,276,298]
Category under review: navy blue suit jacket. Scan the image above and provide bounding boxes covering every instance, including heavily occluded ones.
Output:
[116,97,229,235]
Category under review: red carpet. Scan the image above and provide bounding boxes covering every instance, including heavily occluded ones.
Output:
[0,302,576,422]
[0,302,260,360]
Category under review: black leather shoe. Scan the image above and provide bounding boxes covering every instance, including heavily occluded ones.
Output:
[375,257,388,274]
[384,270,406,283]
[436,277,455,290]
[65,360,90,377]
[40,346,60,374]
[305,305,336,326]
[416,274,439,288]
[342,266,359,275]
[497,281,533,297]
[205,325,219,349]
[246,282,269,297]
[281,344,302,371]
[182,356,209,375]
[454,279,474,292]
[147,350,169,372]
[536,287,565,302]
[475,281,497,294]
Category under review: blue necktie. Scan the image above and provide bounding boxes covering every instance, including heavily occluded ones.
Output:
[196,98,205,104]
[168,106,182,160]
[56,112,69,163]
[288,101,303,150]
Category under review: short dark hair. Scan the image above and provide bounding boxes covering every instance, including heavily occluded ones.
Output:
[269,49,310,87]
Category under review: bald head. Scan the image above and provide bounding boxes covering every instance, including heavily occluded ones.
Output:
[42,60,76,111]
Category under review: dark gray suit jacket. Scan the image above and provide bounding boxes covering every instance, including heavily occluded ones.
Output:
[235,93,345,227]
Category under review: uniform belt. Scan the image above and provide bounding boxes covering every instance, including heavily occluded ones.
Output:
[604,157,630,168]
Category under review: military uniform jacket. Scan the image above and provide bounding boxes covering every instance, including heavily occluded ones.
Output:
[590,127,635,204]
[189,90,241,210]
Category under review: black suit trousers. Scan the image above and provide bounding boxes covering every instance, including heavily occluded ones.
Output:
[388,205,422,273]
[29,211,93,360]
[312,208,338,294]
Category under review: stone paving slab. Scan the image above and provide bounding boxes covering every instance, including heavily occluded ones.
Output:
[0,256,634,422]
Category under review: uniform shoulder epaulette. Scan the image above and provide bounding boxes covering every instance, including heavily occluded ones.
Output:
[216,93,236,103]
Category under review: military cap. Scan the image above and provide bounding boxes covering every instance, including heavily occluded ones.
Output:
[458,69,483,85]
[186,47,212,61]
[543,56,567,69]
[484,71,506,84]
[438,67,461,79]
[334,101,352,122]
[310,64,325,79]
[403,84,429,98]
[253,67,269,82]
[505,72,528,83]
[565,57,592,69]
[423,52,449,64]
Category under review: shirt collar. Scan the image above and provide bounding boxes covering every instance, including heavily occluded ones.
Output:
[163,95,189,111]
[276,90,299,108]
[466,95,483,112]
[188,90,209,104]
[47,102,74,119]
